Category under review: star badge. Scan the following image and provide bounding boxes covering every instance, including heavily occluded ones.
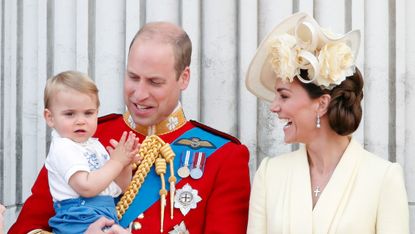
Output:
[174,183,202,216]
[168,221,189,234]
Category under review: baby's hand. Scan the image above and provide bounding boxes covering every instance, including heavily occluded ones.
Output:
[106,131,139,167]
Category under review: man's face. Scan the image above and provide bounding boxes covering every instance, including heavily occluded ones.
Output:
[124,39,189,127]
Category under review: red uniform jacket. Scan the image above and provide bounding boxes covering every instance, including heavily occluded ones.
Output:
[9,114,251,234]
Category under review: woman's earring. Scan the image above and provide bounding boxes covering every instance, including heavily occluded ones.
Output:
[316,114,321,128]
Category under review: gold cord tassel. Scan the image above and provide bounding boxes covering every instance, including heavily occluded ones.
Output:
[116,135,162,219]
[160,143,176,219]
[115,135,176,227]
[156,158,167,232]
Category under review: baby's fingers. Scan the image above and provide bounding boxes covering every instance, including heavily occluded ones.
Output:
[125,132,137,150]
[132,138,140,151]
[117,131,128,145]
[106,146,114,155]
[108,139,119,148]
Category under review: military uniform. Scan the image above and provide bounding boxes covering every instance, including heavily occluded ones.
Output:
[9,107,251,234]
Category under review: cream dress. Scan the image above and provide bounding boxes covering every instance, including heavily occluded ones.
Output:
[247,139,409,234]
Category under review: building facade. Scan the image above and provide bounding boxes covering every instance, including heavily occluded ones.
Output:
[1,0,415,232]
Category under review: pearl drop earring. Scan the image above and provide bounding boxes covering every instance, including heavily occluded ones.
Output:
[316,114,321,128]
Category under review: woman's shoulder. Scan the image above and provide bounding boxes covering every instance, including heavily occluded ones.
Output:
[355,144,404,181]
[359,148,399,170]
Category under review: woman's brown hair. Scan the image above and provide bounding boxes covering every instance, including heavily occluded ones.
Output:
[299,68,364,136]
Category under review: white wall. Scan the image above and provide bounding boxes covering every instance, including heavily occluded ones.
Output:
[1,0,414,232]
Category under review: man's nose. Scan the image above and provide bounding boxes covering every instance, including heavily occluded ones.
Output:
[134,81,150,101]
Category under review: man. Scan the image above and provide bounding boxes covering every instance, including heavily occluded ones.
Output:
[10,22,250,234]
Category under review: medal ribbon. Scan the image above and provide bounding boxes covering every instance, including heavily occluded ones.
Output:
[183,151,191,167]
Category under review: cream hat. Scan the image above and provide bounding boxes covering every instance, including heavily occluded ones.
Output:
[245,12,360,102]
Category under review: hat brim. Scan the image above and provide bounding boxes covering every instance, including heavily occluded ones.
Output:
[245,12,360,102]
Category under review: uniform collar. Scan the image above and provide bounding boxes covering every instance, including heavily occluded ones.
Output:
[123,103,187,136]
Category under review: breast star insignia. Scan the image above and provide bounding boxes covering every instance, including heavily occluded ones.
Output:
[168,221,189,234]
[174,183,202,216]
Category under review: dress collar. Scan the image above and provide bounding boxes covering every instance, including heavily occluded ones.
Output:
[123,103,187,136]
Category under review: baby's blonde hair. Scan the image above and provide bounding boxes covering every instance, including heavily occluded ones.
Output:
[44,71,100,109]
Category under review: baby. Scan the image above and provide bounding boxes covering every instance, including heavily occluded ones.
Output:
[43,71,139,234]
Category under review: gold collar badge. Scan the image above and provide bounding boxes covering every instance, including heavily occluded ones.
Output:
[123,106,187,136]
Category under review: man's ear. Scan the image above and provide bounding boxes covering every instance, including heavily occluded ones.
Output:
[179,66,190,90]
[317,94,331,116]
[44,109,54,128]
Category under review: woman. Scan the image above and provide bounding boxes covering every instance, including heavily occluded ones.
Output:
[245,12,409,233]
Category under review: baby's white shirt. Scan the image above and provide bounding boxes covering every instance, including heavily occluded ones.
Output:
[45,130,122,201]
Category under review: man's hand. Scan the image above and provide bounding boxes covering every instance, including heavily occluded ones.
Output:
[85,217,130,234]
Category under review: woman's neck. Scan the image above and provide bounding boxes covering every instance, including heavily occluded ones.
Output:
[306,132,350,174]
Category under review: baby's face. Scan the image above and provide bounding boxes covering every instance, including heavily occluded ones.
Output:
[44,89,98,143]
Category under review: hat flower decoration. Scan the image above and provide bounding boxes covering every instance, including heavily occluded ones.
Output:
[246,12,361,102]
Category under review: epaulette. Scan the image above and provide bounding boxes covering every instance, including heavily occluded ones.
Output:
[98,113,122,124]
[190,120,241,144]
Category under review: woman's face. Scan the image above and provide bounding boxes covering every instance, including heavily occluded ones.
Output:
[270,79,319,144]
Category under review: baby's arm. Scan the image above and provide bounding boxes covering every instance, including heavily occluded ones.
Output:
[114,165,133,192]
[68,131,138,197]
[109,134,140,191]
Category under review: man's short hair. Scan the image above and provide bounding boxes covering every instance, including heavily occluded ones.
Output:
[129,22,192,79]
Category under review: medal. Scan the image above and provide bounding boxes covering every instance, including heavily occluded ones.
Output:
[190,152,205,179]
[177,167,190,178]
[174,183,202,216]
[178,150,192,178]
[190,168,203,179]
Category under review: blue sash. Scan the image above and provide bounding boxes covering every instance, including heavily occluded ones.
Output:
[119,127,230,227]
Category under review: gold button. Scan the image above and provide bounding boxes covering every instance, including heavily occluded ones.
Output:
[132,221,142,230]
